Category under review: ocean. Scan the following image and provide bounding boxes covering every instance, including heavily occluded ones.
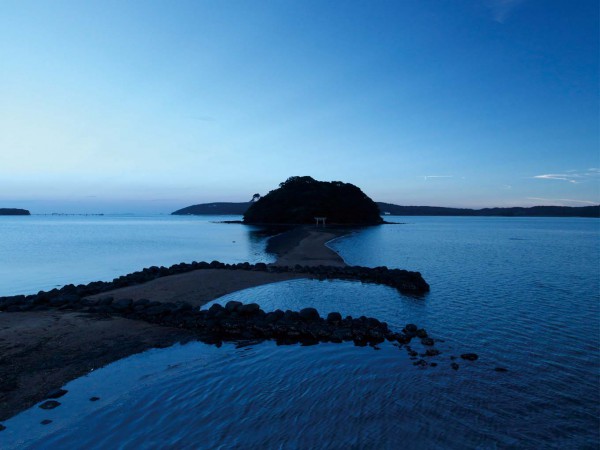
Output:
[1,215,599,449]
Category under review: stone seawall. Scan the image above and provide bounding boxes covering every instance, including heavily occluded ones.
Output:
[0,260,429,312]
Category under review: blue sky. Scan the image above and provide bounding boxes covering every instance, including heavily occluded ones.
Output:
[1,0,598,213]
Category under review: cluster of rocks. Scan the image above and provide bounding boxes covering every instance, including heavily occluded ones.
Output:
[0,260,429,313]
[83,296,433,349]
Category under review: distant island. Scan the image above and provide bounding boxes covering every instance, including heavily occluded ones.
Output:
[172,202,251,216]
[376,203,600,218]
[243,176,383,225]
[0,208,30,216]
[172,200,599,219]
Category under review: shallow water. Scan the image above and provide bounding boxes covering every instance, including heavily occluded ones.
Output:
[0,215,271,295]
[2,217,599,448]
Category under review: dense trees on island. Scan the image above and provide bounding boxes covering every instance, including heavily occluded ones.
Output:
[242,176,383,225]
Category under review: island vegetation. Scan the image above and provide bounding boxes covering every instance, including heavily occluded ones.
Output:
[0,208,30,216]
[242,176,383,225]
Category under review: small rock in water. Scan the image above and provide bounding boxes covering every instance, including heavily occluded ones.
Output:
[404,324,418,333]
[421,338,435,346]
[451,362,459,371]
[39,400,61,410]
[46,388,67,399]
[416,329,428,338]
[0,424,5,431]
[494,367,508,372]
[41,419,52,425]
[430,362,438,367]
[425,348,441,357]
[461,353,479,361]
[89,396,100,402]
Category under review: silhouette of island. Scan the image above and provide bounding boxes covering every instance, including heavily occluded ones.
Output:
[243,176,383,225]
[171,194,600,219]
[172,202,251,215]
[376,203,599,218]
[0,208,30,216]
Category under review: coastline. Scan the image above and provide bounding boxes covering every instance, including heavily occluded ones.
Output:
[0,226,352,421]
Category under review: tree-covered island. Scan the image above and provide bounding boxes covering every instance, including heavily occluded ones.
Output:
[242,176,383,225]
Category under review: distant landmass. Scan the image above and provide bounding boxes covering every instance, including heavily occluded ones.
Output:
[243,176,383,225]
[376,203,600,218]
[172,200,599,219]
[0,208,30,216]
[172,202,251,215]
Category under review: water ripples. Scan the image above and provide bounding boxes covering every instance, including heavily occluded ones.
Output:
[3,217,599,448]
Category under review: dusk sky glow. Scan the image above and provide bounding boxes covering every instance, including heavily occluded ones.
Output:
[1,0,598,213]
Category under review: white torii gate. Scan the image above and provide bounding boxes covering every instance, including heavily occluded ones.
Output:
[314,217,327,227]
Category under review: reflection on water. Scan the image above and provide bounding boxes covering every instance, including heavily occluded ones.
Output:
[2,217,599,448]
[0,215,273,296]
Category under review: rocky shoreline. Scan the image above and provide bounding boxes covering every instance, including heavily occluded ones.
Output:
[0,228,439,425]
[0,260,429,313]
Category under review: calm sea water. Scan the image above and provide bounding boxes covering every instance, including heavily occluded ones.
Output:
[2,216,599,449]
[0,215,273,296]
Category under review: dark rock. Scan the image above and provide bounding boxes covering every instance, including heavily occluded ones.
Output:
[494,367,508,372]
[207,304,225,316]
[416,329,428,338]
[326,312,342,324]
[265,310,284,323]
[430,362,438,367]
[225,301,242,312]
[0,424,5,431]
[299,307,320,321]
[404,324,417,333]
[41,419,52,425]
[284,310,300,322]
[461,353,479,361]
[451,362,459,370]
[238,303,260,316]
[90,396,100,401]
[46,388,67,399]
[39,400,61,410]
[421,338,435,346]
[424,349,441,357]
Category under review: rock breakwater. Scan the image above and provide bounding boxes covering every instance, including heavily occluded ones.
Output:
[0,260,429,313]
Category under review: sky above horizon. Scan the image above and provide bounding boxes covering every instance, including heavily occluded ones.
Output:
[1,0,598,214]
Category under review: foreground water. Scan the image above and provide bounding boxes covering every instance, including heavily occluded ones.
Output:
[2,216,599,448]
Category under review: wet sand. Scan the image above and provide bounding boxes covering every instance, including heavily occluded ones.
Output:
[0,226,350,422]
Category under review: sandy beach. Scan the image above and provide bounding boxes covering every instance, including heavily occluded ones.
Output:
[0,226,349,421]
